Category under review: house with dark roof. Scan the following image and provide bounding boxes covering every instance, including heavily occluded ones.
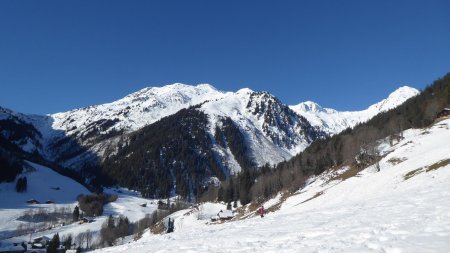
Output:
[437,108,450,118]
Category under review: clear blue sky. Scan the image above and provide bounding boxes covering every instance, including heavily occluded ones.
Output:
[1,0,449,114]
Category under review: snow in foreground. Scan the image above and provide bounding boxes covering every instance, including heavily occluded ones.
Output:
[95,119,450,253]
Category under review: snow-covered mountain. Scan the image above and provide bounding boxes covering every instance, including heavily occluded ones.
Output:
[200,88,323,170]
[0,83,419,197]
[290,86,420,135]
[97,88,326,196]
[1,84,325,170]
[51,83,224,136]
[43,84,227,167]
[43,84,416,170]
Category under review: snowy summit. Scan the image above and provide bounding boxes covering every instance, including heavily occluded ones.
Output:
[290,86,420,135]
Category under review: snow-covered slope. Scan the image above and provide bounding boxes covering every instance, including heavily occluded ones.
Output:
[0,161,90,239]
[0,161,89,209]
[290,86,419,135]
[92,118,450,253]
[200,89,323,169]
[0,161,158,245]
[0,107,47,154]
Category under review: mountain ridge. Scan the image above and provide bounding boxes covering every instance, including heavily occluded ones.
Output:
[289,86,420,135]
[0,84,419,168]
[0,83,419,197]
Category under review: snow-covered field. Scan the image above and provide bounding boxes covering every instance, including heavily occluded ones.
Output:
[93,118,450,253]
[0,163,158,248]
[0,162,90,239]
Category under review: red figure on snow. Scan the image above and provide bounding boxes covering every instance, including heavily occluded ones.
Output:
[257,206,265,218]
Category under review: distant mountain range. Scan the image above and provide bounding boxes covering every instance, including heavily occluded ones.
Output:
[0,84,419,197]
[289,86,420,135]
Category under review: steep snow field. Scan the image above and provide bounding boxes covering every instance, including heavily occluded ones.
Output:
[201,88,295,170]
[94,118,450,253]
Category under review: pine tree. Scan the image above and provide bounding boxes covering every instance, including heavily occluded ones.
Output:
[23,176,27,192]
[47,233,60,253]
[107,215,115,229]
[15,177,22,192]
[63,234,73,249]
[72,206,80,222]
[15,177,27,193]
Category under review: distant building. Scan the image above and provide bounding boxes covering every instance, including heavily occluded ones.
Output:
[78,217,95,224]
[437,108,450,118]
[26,199,40,204]
[31,236,51,249]
[212,210,234,221]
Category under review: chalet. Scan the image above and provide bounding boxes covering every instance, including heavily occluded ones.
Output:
[32,236,51,247]
[78,217,95,224]
[437,108,450,118]
[26,199,40,204]
[213,210,234,221]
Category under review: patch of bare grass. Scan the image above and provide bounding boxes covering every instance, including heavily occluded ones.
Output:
[404,168,424,180]
[404,159,450,180]
[387,157,407,165]
[331,165,361,182]
[426,159,450,172]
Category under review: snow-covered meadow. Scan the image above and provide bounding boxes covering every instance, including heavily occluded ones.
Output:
[0,163,158,248]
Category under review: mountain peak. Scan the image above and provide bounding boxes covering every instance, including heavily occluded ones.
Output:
[236,88,254,95]
[125,83,219,99]
[294,101,324,113]
[369,86,419,112]
[290,85,420,135]
[387,86,420,101]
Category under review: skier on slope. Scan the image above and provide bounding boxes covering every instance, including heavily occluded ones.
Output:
[257,206,265,218]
